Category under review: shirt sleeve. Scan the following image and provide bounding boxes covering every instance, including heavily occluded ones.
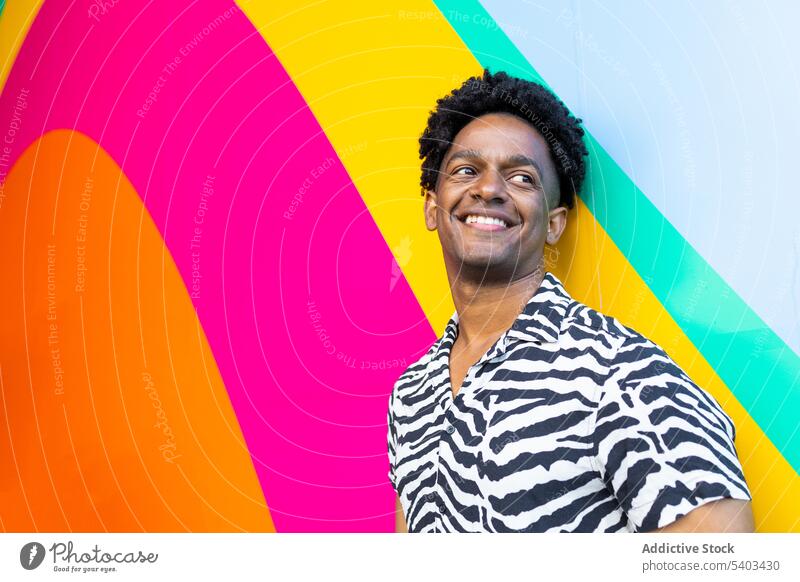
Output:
[387,385,399,492]
[592,333,751,532]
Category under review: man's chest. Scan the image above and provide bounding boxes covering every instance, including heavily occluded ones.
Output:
[448,335,502,397]
[394,348,616,531]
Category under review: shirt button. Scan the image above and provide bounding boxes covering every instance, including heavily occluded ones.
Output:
[445,424,455,434]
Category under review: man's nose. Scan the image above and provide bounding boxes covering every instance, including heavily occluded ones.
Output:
[472,169,507,202]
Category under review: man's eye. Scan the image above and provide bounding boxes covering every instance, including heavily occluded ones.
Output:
[453,167,476,176]
[509,173,534,184]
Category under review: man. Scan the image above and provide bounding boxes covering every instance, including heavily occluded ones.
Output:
[387,69,753,533]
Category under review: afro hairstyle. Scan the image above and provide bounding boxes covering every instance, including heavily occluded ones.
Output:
[419,69,588,209]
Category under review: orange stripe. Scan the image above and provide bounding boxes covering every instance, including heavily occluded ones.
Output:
[0,130,273,531]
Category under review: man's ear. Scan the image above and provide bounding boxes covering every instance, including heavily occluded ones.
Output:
[545,205,568,246]
[424,190,439,231]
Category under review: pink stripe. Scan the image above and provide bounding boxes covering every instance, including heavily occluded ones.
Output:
[0,0,434,531]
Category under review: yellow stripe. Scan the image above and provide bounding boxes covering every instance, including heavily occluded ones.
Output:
[243,0,799,531]
[0,0,44,92]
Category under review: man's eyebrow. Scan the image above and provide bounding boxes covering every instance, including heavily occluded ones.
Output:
[445,149,483,164]
[445,149,542,176]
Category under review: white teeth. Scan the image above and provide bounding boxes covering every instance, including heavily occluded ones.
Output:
[465,215,508,227]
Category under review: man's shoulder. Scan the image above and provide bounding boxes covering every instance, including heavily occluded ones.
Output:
[390,336,443,398]
[561,297,648,348]
[560,299,688,385]
[568,301,717,412]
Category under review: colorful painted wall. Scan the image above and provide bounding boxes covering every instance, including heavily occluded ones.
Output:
[0,1,797,532]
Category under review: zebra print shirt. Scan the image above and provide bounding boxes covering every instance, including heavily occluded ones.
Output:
[387,271,751,532]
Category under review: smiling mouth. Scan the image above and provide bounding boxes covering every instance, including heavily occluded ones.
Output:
[461,214,514,232]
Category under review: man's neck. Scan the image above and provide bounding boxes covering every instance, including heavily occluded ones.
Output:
[449,266,546,347]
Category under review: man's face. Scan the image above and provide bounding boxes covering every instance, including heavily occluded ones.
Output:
[424,112,566,282]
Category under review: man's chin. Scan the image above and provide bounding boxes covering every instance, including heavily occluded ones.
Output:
[454,256,522,282]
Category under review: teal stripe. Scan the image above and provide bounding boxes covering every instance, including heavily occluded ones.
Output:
[0,1,5,18]
[435,0,800,474]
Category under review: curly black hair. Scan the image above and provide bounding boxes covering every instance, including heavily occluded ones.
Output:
[419,69,588,209]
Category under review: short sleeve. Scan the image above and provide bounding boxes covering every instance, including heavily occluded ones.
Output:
[387,385,399,491]
[592,334,751,532]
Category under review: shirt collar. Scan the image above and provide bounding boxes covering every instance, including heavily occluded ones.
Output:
[438,270,573,354]
[506,270,573,345]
